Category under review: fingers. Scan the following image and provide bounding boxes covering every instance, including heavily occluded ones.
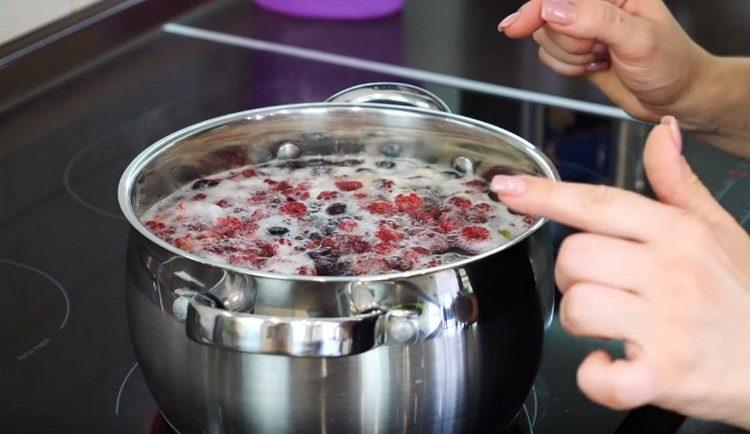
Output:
[490,174,675,242]
[577,350,658,410]
[555,233,655,293]
[560,282,648,340]
[644,117,732,223]
[499,0,544,38]
[540,0,654,57]
[539,47,608,76]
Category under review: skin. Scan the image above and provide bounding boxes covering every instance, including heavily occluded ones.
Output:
[499,0,750,159]
[490,119,750,429]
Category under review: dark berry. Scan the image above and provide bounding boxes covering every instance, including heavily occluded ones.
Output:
[268,226,289,236]
[376,160,395,169]
[192,179,220,190]
[326,203,347,215]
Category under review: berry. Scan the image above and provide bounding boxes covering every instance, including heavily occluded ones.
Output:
[338,219,358,231]
[192,193,207,201]
[449,196,472,210]
[317,191,338,200]
[326,203,347,215]
[461,225,490,241]
[464,179,487,190]
[335,180,363,191]
[241,168,259,177]
[281,201,307,218]
[438,214,460,232]
[215,199,231,208]
[366,201,395,215]
[395,193,424,212]
[375,227,405,243]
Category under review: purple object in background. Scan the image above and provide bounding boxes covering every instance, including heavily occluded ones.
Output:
[253,0,405,20]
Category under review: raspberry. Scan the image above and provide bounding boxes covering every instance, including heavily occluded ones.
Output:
[271,181,293,193]
[192,193,207,201]
[438,214,460,232]
[353,192,369,200]
[174,236,195,251]
[214,216,244,237]
[145,220,166,232]
[366,201,395,215]
[335,180,363,191]
[461,225,490,241]
[376,228,405,243]
[372,242,395,255]
[317,191,338,200]
[215,199,231,208]
[297,265,315,275]
[449,196,472,210]
[338,219,358,231]
[395,193,424,212]
[280,201,307,218]
[249,194,265,204]
[241,168,259,177]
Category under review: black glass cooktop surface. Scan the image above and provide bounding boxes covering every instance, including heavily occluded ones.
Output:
[0,3,747,434]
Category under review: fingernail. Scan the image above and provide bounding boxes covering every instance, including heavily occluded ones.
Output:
[660,115,683,153]
[541,0,576,25]
[585,61,610,72]
[491,175,528,196]
[498,12,520,32]
[591,43,607,56]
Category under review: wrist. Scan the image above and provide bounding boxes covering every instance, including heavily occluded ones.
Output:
[674,54,750,159]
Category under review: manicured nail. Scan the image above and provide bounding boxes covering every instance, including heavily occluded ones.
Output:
[661,115,683,153]
[591,43,607,56]
[585,61,610,72]
[491,175,528,196]
[498,11,520,32]
[541,0,576,25]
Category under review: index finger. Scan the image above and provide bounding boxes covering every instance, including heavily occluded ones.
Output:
[500,0,544,38]
[490,175,675,242]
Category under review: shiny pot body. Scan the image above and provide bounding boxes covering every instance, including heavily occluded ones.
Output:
[120,83,558,433]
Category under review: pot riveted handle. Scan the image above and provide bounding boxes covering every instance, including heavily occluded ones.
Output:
[181,294,421,357]
[326,82,452,113]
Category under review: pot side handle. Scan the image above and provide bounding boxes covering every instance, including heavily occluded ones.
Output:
[326,82,452,113]
[183,294,421,357]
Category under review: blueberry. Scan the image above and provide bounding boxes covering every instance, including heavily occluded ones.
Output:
[268,226,289,236]
[192,179,220,189]
[326,203,347,215]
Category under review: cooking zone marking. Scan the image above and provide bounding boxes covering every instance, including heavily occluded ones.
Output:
[162,23,629,120]
[114,362,139,416]
[0,260,69,369]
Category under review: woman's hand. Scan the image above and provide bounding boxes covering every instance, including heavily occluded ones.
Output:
[499,0,750,159]
[491,118,750,428]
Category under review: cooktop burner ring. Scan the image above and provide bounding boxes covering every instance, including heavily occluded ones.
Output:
[0,259,70,369]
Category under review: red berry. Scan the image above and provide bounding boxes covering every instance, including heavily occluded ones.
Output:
[214,216,243,237]
[395,193,424,212]
[375,228,405,243]
[438,214,460,232]
[241,168,259,177]
[353,192,369,200]
[472,203,493,213]
[352,257,391,275]
[192,193,207,201]
[372,242,395,255]
[366,201,395,215]
[461,225,490,241]
[335,180,363,191]
[449,196,472,210]
[317,191,338,200]
[280,201,307,218]
[215,199,231,208]
[338,219,358,231]
[297,265,315,275]
[249,194,265,204]
[174,236,195,251]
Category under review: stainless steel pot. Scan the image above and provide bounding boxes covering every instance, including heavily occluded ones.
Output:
[118,83,559,433]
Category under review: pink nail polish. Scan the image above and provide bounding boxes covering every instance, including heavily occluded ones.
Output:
[491,175,528,196]
[660,116,683,153]
[498,11,520,32]
[585,61,610,72]
[541,0,576,25]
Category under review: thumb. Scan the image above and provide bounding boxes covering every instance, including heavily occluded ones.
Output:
[577,349,657,410]
[644,116,729,222]
[541,0,653,57]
